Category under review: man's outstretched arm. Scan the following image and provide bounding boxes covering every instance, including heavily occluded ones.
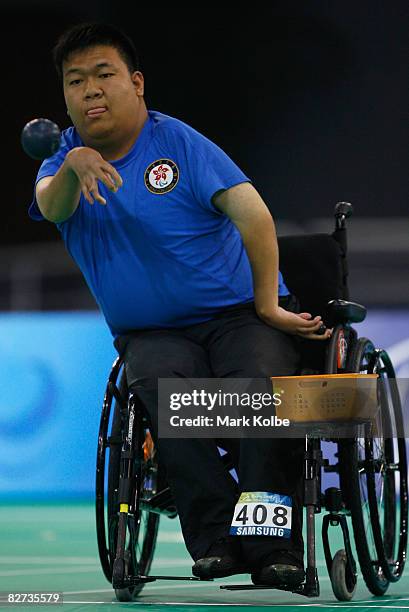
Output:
[36,147,123,223]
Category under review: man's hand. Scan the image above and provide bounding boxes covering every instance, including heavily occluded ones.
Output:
[257,306,332,340]
[66,147,123,205]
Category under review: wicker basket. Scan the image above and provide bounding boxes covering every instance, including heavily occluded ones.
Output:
[271,373,379,423]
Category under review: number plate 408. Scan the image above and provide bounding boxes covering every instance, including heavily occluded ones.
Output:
[230,494,292,538]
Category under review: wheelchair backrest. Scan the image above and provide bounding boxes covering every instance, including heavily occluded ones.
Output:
[278,232,350,373]
[278,233,349,317]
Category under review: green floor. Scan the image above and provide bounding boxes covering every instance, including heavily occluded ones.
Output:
[0,502,408,611]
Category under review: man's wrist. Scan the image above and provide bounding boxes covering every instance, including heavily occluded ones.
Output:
[65,148,83,171]
[255,301,280,320]
[254,286,278,309]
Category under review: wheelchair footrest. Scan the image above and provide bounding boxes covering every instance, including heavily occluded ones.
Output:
[114,574,213,587]
[145,574,212,581]
[220,582,317,597]
[140,487,178,518]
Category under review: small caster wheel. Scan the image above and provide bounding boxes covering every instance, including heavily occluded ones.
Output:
[330,549,357,601]
[115,587,134,602]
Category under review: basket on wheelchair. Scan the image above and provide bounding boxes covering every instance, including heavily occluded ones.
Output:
[96,202,408,602]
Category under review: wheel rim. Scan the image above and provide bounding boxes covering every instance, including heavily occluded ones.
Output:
[96,356,123,583]
[355,434,388,586]
[350,341,407,583]
[366,351,407,581]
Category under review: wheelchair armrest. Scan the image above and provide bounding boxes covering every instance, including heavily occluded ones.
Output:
[325,299,367,326]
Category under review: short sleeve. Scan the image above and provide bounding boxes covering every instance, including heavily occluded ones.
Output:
[28,128,77,222]
[170,125,251,214]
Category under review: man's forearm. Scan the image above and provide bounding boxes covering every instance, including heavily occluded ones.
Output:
[36,155,82,223]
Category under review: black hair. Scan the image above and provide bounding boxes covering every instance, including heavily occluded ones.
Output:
[53,22,140,80]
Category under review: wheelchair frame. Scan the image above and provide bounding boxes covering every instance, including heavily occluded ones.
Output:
[95,203,408,602]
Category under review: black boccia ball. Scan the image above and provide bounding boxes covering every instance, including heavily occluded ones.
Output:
[21,118,61,160]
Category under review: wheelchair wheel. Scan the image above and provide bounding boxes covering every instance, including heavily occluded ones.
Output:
[96,363,160,602]
[108,389,160,601]
[338,338,408,595]
[330,549,357,601]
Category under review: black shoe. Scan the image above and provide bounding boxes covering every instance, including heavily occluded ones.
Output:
[251,551,305,587]
[192,537,247,579]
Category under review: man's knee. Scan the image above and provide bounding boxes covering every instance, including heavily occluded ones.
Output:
[125,356,195,391]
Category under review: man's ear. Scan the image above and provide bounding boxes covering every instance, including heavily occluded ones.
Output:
[131,71,144,96]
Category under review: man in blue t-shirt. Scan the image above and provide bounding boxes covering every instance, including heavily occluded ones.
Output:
[29,23,330,588]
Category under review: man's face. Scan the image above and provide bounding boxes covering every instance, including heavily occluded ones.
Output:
[62,45,144,143]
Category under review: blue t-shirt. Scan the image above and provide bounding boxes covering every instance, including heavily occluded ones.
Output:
[29,110,289,336]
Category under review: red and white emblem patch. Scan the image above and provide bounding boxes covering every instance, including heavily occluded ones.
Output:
[144,159,179,194]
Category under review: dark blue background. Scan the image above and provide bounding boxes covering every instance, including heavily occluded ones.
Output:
[8,1,408,246]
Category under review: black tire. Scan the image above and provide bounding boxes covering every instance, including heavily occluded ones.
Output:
[107,374,160,601]
[330,549,357,601]
[363,349,407,583]
[338,338,408,595]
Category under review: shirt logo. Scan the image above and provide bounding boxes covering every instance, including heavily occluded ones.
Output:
[144,159,179,194]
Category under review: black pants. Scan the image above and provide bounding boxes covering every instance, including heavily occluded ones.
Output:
[114,296,304,568]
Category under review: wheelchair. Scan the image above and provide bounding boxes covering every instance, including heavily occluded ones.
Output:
[96,202,408,602]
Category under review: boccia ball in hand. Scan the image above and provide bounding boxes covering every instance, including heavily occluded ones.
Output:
[21,118,61,160]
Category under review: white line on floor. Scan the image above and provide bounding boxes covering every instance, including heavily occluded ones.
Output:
[350,598,409,604]
[0,566,101,577]
[60,603,409,609]
[64,589,114,595]
[60,585,408,605]
[157,532,184,542]
[0,555,99,564]
[60,584,409,608]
